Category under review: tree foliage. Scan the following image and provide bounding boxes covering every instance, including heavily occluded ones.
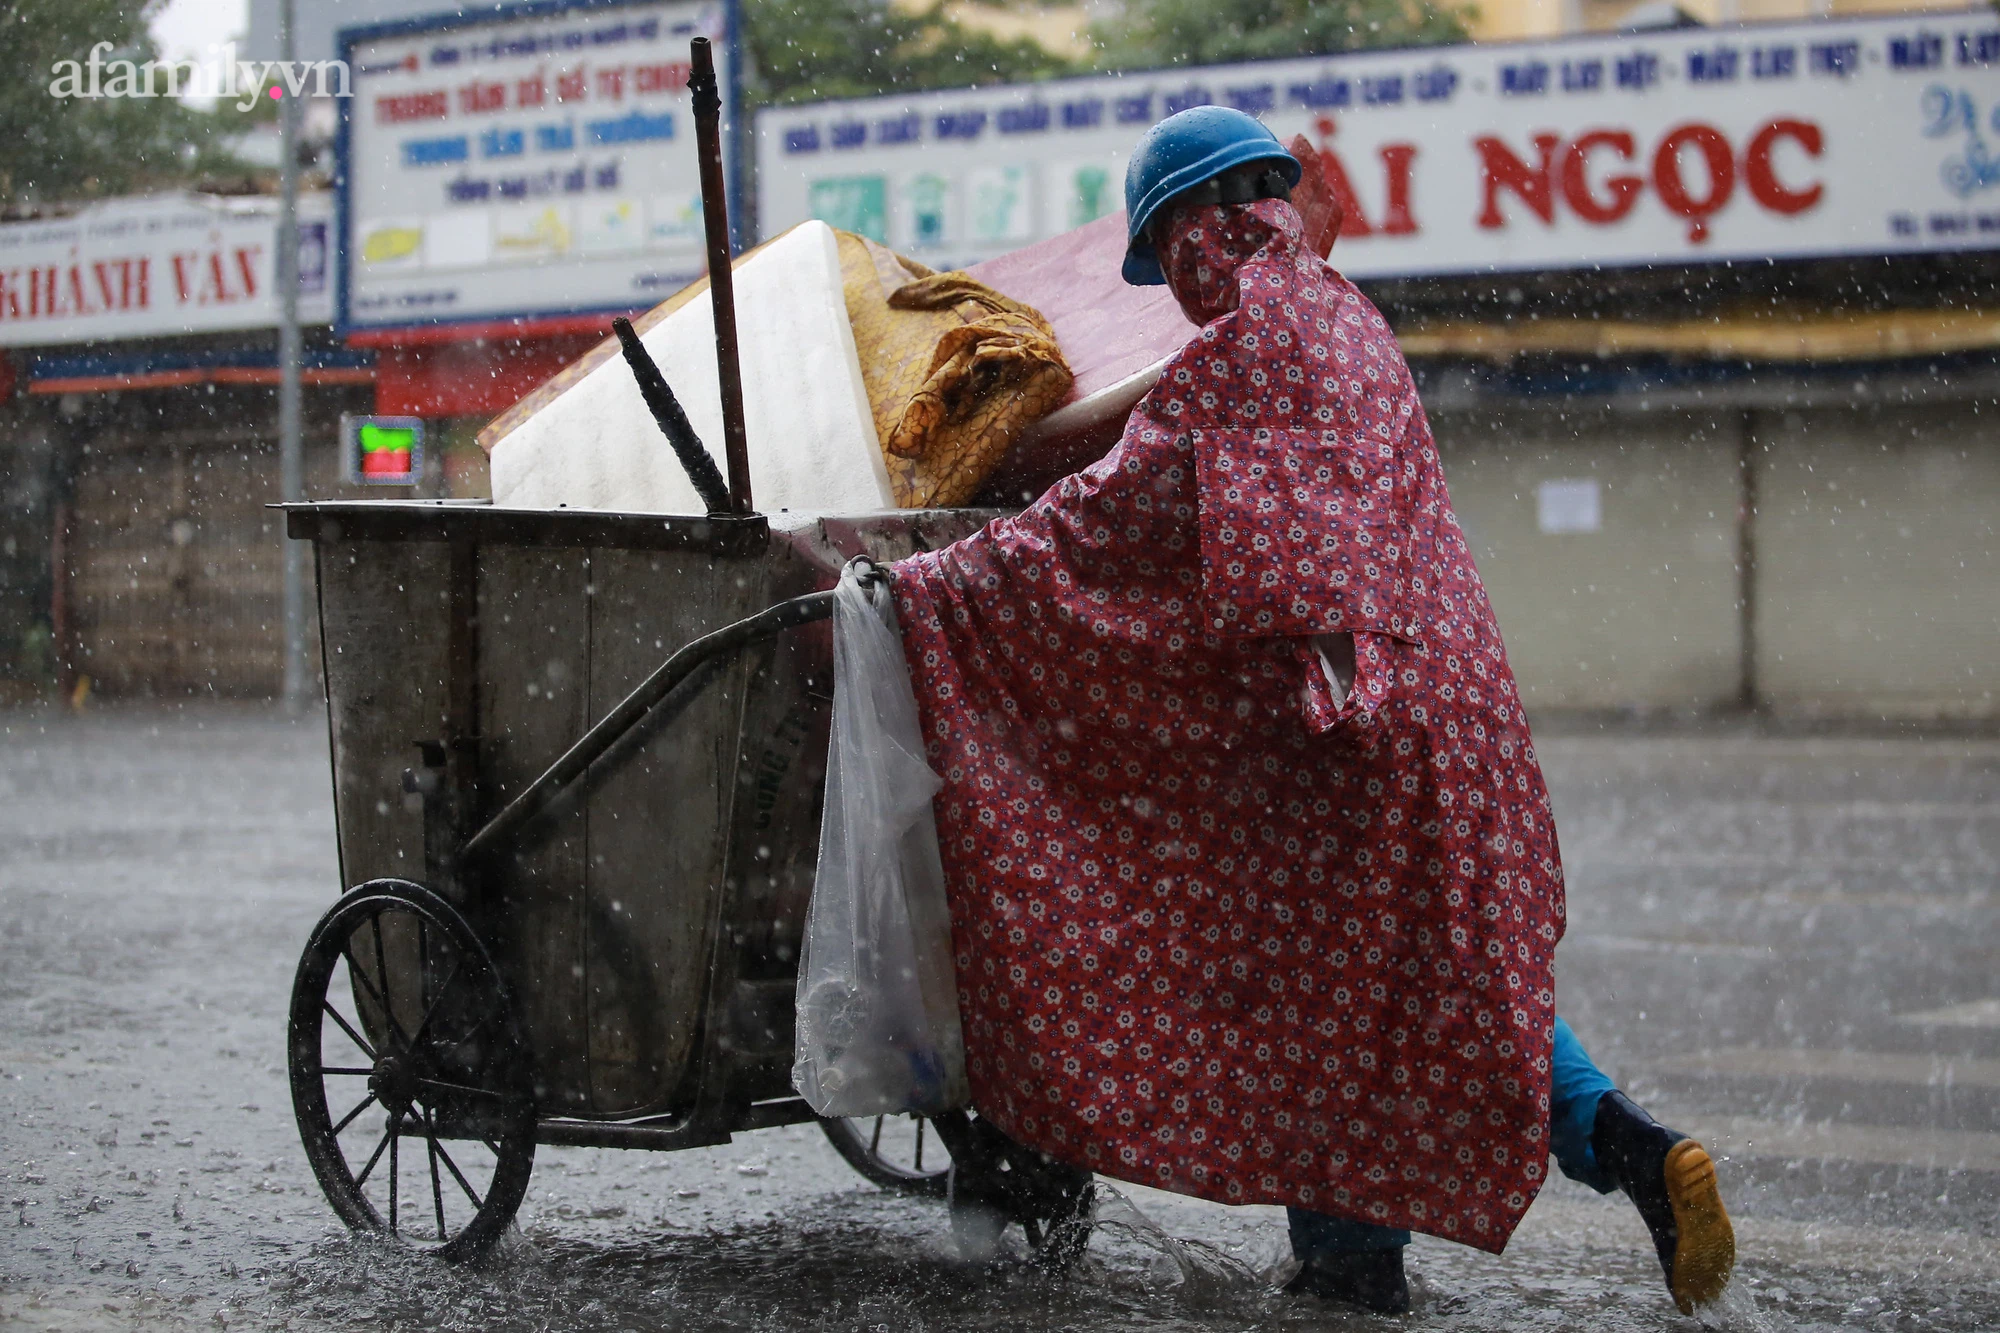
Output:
[742,0,1078,106]
[1,0,247,206]
[1093,0,1474,68]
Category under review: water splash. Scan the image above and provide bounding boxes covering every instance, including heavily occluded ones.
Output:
[1085,1185,1268,1292]
[1695,1279,1791,1333]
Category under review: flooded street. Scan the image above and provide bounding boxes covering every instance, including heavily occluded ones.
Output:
[2,707,1996,1331]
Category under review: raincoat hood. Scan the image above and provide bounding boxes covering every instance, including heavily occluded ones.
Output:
[1159,197,1305,327]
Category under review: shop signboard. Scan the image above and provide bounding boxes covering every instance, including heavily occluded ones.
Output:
[337,0,740,336]
[754,11,2000,277]
[0,195,331,348]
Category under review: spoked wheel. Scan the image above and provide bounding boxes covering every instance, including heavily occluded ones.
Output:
[819,1113,951,1197]
[287,878,536,1263]
[929,1110,1096,1270]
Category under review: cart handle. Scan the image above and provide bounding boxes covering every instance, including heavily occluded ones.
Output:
[612,316,732,516]
[457,584,839,866]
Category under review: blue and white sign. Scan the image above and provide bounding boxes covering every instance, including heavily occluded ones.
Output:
[755,11,2000,277]
[338,0,740,334]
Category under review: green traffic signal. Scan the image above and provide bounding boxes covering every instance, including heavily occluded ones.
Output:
[358,423,417,454]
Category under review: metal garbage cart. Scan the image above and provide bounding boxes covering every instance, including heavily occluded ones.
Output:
[282,32,1091,1266]
[281,500,1096,1263]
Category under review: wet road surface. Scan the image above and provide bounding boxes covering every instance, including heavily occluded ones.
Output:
[1,706,1996,1330]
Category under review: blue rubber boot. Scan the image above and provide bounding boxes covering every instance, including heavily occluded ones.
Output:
[1593,1089,1737,1315]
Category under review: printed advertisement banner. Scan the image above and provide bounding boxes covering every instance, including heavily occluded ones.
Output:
[755,11,2000,278]
[338,0,736,333]
[0,195,331,348]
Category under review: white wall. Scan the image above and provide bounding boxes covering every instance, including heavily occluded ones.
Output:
[1429,400,2000,720]
[1758,403,2000,720]
[1431,407,1744,712]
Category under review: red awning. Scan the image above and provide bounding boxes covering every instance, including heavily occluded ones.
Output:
[370,333,604,418]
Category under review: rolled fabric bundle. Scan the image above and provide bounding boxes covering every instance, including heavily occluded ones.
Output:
[884,274,1072,465]
[837,233,1073,509]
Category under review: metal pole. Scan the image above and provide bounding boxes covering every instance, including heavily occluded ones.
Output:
[49,435,76,705]
[1736,410,1759,713]
[278,0,307,712]
[689,37,752,514]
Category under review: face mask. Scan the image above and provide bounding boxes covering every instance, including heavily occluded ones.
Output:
[1156,197,1303,327]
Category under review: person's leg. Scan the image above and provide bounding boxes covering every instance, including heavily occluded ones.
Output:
[1287,1210,1410,1258]
[1552,1016,1736,1316]
[1549,1014,1619,1192]
[1283,1210,1411,1313]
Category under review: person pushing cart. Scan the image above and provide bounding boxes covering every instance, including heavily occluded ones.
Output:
[883,106,1737,1317]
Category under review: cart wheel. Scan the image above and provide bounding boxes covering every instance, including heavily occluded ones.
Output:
[931,1110,1095,1271]
[819,1114,951,1197]
[288,879,536,1263]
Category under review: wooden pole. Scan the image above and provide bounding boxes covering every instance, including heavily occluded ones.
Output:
[689,37,752,515]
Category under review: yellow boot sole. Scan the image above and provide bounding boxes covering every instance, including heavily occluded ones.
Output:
[1663,1139,1736,1314]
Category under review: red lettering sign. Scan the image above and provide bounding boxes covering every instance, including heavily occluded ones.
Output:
[1476,133,1563,227]
[1744,118,1824,215]
[1312,117,1422,238]
[1378,144,1418,236]
[203,251,231,304]
[0,255,154,324]
[1474,118,1825,243]
[1654,124,1735,242]
[457,81,506,115]
[376,91,449,124]
[170,248,258,306]
[633,62,691,94]
[1559,130,1642,225]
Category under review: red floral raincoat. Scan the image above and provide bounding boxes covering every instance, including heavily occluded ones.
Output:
[890,198,1564,1250]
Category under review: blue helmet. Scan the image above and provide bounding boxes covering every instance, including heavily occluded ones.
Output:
[1122,106,1302,286]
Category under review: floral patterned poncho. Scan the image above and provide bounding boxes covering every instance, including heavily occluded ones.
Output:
[890,198,1565,1251]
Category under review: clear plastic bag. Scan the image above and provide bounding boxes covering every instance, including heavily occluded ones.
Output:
[792,559,969,1118]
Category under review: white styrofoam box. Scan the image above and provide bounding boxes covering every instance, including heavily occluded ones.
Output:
[489,221,892,515]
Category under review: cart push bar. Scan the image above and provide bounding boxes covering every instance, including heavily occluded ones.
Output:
[456,582,835,867]
[430,559,877,881]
